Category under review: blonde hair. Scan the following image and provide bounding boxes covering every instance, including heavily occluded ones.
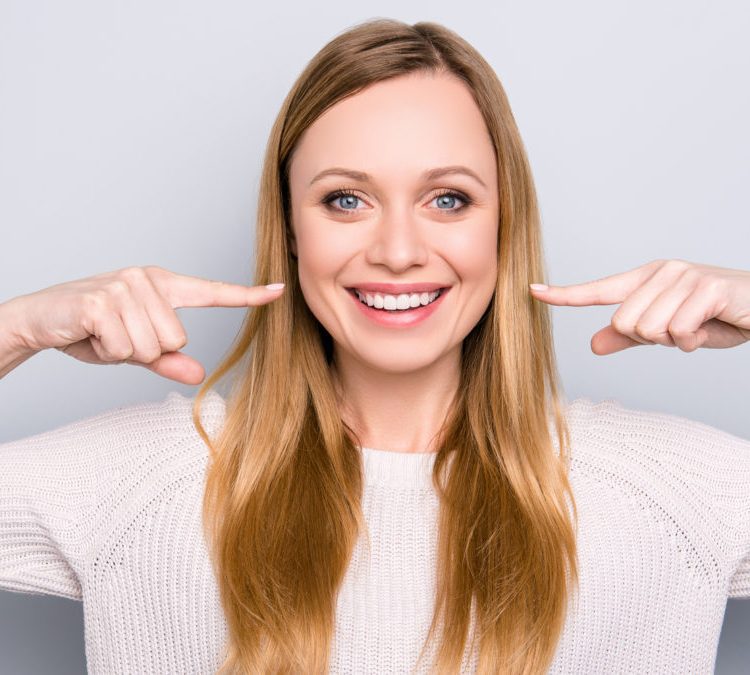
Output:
[192,17,578,674]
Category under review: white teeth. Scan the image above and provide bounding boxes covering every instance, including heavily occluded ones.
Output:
[354,289,442,311]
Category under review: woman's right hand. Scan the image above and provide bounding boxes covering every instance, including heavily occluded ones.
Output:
[2,266,286,384]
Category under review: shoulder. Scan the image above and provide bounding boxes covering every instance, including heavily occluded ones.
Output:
[562,396,750,569]
[0,389,228,585]
[0,388,227,490]
[71,390,227,586]
[2,387,226,446]
[80,388,227,540]
[563,396,750,471]
[105,388,227,472]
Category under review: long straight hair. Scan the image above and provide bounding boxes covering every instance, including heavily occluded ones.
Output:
[192,18,578,674]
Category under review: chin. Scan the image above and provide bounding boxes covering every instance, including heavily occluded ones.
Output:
[351,346,442,375]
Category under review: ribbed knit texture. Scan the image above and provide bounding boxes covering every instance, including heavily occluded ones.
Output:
[1,390,749,673]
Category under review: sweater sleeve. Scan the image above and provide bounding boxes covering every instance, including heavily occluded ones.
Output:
[0,393,187,601]
[726,423,750,597]
[690,416,750,599]
[630,403,750,599]
[571,398,750,601]
[729,553,750,596]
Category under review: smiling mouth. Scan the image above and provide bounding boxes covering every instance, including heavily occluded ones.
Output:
[347,287,449,311]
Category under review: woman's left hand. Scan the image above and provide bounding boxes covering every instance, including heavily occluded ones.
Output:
[529,259,750,355]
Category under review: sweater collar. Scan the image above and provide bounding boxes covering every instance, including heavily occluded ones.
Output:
[359,446,437,489]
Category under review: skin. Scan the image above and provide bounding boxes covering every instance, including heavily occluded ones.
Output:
[287,70,499,454]
[2,80,748,437]
[530,259,750,352]
[286,71,750,454]
[0,267,288,383]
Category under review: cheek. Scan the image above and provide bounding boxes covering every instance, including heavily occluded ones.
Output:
[295,220,347,285]
[296,209,365,254]
[293,218,358,323]
[445,222,498,328]
[445,220,498,284]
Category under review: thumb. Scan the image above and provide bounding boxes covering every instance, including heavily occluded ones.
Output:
[590,325,652,355]
[128,351,206,385]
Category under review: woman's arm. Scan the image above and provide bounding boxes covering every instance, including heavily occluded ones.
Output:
[0,267,285,384]
[0,297,38,379]
[531,258,750,592]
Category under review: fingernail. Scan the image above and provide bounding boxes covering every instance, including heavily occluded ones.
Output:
[529,283,548,291]
[265,283,285,291]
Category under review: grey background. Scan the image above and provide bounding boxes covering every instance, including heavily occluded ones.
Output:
[0,0,748,672]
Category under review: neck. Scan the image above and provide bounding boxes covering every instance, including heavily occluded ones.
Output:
[331,345,461,454]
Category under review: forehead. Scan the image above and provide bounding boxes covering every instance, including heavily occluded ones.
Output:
[289,71,497,188]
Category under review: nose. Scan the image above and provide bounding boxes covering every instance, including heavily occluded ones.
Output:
[364,209,429,272]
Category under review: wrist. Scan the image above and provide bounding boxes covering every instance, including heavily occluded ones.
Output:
[0,296,38,377]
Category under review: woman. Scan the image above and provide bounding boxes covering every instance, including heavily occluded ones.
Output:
[1,17,749,675]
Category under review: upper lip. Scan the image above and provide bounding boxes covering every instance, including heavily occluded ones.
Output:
[348,282,449,294]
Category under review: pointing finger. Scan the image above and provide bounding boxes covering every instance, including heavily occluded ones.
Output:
[147,267,286,309]
[529,260,664,307]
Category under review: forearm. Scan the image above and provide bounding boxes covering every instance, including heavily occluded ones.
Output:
[0,297,38,379]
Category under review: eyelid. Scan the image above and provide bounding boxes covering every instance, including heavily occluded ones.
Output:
[321,187,473,214]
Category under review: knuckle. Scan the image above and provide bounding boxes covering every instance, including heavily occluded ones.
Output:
[119,266,148,284]
[663,258,690,274]
[106,278,130,299]
[667,322,691,338]
[143,265,165,277]
[141,347,163,364]
[680,267,700,284]
[610,314,630,334]
[110,345,134,361]
[164,333,187,351]
[635,322,658,340]
[697,275,724,295]
[82,291,109,314]
[143,266,169,286]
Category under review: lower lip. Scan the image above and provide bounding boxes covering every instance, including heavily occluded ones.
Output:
[347,288,450,327]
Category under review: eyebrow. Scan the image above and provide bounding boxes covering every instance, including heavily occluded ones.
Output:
[308,165,488,189]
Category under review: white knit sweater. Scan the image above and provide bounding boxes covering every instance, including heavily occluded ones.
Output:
[1,389,749,673]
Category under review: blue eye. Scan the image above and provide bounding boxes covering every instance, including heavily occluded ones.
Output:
[433,193,463,210]
[329,192,362,211]
[322,188,472,215]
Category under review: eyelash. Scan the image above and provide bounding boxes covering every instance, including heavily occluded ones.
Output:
[321,187,473,215]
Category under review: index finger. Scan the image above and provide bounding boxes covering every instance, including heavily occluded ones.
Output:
[148,268,286,308]
[529,260,662,306]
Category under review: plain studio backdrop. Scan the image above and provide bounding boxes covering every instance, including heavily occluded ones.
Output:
[1,1,748,672]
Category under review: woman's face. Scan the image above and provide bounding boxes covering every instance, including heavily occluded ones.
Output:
[287,70,499,375]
